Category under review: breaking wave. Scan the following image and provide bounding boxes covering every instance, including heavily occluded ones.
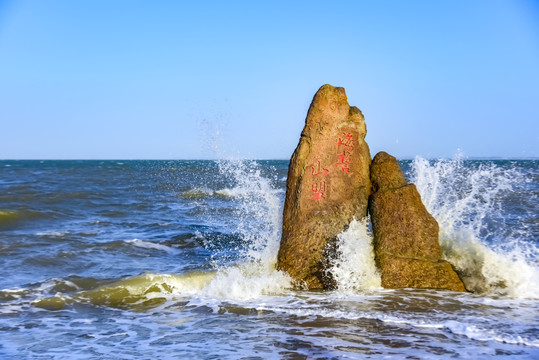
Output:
[411,155,539,298]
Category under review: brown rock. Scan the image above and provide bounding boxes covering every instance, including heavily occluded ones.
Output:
[369,151,466,291]
[277,84,372,289]
[369,151,408,192]
[375,256,465,290]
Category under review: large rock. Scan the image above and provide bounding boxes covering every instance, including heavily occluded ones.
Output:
[369,152,466,291]
[277,84,372,289]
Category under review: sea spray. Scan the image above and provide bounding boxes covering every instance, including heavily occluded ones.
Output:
[411,155,539,298]
[198,159,293,299]
[328,217,381,293]
[215,159,284,266]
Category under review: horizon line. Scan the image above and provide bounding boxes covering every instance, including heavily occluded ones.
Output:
[1,156,538,161]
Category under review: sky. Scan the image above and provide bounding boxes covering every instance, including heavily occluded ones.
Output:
[0,0,538,160]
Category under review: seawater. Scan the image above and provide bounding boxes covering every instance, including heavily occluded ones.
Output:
[0,158,537,359]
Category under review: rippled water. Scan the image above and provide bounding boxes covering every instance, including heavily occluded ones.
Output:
[0,159,537,359]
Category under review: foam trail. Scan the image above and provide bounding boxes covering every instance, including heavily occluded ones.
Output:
[411,155,539,298]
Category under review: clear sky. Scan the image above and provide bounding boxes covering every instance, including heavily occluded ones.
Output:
[1,0,538,160]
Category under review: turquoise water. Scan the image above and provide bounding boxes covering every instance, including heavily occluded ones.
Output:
[0,159,537,359]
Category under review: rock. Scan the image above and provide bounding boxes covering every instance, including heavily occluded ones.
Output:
[368,152,466,291]
[369,151,407,192]
[277,84,372,289]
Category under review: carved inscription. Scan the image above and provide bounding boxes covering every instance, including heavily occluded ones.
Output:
[309,132,355,200]
[311,161,329,176]
[311,181,326,199]
[335,132,354,173]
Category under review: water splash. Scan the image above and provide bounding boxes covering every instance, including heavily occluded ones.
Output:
[199,159,292,299]
[329,217,381,293]
[411,155,539,298]
[215,159,284,267]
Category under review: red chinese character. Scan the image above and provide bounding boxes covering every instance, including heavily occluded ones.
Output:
[311,181,326,200]
[337,132,354,149]
[335,151,351,172]
[311,160,329,176]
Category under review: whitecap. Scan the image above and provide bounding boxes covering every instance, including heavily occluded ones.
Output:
[179,188,212,200]
[36,231,68,237]
[125,239,177,254]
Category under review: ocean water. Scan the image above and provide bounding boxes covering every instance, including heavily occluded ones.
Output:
[0,158,537,359]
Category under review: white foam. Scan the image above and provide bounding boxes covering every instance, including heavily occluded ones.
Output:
[255,294,539,349]
[36,231,68,237]
[125,239,177,254]
[200,264,292,301]
[440,320,539,347]
[329,217,381,293]
[213,188,241,198]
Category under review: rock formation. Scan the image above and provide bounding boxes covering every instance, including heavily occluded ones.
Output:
[277,84,372,289]
[368,152,466,291]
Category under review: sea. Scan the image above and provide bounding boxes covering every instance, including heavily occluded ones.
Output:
[0,157,537,359]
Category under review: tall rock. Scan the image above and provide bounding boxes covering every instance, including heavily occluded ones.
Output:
[369,152,466,291]
[277,84,372,289]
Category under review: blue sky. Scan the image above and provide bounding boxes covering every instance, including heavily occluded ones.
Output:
[1,0,538,159]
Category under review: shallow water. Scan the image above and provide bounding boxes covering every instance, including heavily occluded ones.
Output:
[0,159,537,359]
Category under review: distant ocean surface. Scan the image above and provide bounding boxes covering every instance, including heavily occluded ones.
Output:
[0,159,537,359]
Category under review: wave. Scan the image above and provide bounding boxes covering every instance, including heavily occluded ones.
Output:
[0,210,21,224]
[411,155,539,298]
[77,272,217,309]
[437,320,539,347]
[25,266,291,311]
[36,231,69,238]
[125,239,178,254]
[179,186,284,201]
[0,209,50,228]
[178,187,245,200]
[178,188,213,200]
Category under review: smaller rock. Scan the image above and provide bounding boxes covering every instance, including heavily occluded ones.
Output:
[369,151,466,292]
